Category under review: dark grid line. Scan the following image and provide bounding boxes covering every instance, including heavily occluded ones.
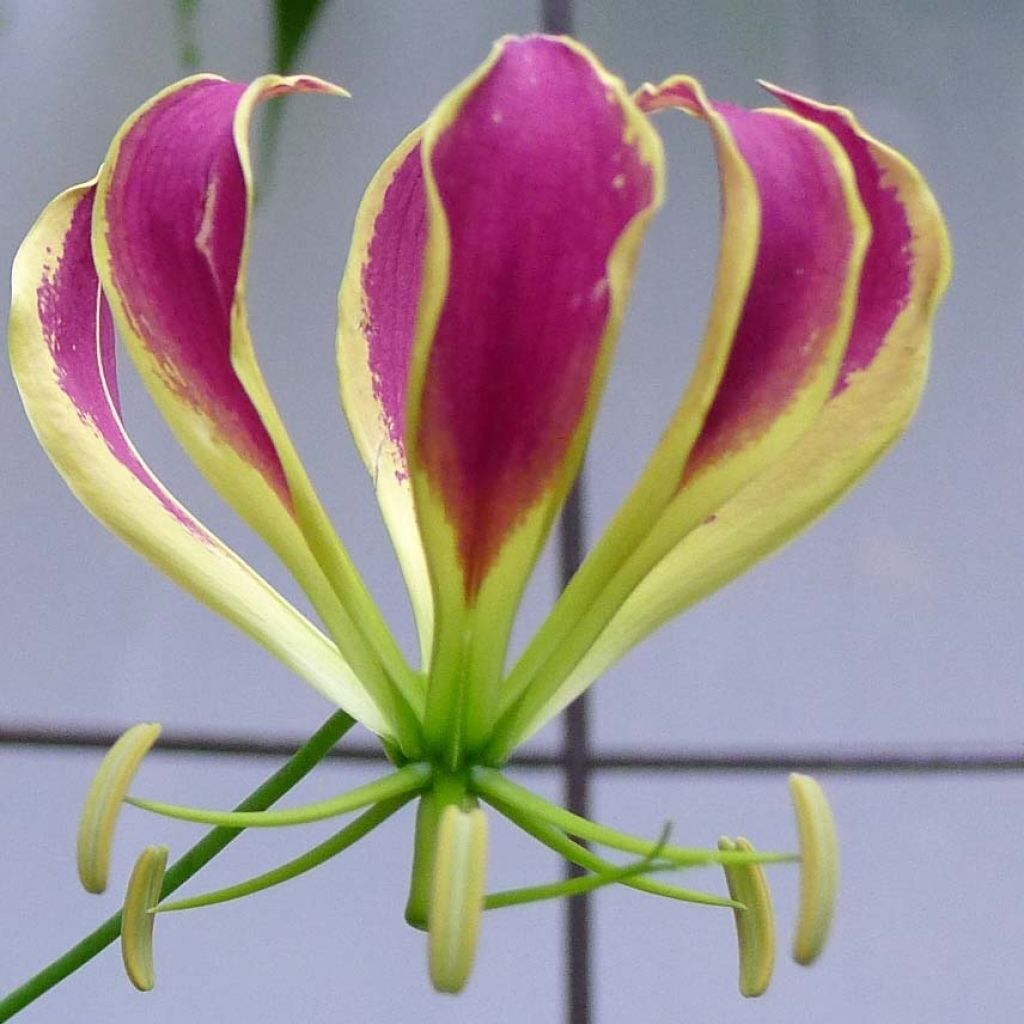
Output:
[536,0,593,1014]
[558,476,592,1024]
[3,725,1023,773]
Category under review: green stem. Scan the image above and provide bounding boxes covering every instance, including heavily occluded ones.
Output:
[471,768,796,869]
[0,710,355,1022]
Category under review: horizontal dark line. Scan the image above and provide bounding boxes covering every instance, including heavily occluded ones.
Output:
[2,723,1022,773]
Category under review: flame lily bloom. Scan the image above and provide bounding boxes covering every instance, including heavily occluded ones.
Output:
[10,34,949,1000]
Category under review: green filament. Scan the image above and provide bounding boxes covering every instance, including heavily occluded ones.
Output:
[156,795,413,913]
[489,794,740,909]
[471,768,795,869]
[127,762,431,828]
[486,825,673,910]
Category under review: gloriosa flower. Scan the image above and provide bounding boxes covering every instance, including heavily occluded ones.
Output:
[10,35,950,1000]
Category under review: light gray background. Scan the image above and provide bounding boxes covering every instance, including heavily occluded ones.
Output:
[1,1,1020,1021]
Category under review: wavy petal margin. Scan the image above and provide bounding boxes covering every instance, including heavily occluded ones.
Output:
[511,85,951,745]
[494,75,872,756]
[9,182,389,735]
[356,36,666,759]
[338,126,434,668]
[90,74,418,732]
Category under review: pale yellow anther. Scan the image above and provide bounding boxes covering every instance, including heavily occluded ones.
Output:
[789,772,840,965]
[77,722,162,894]
[121,844,169,991]
[719,836,776,997]
[428,803,489,994]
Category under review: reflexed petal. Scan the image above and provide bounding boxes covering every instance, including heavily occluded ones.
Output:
[338,126,434,668]
[406,35,665,755]
[496,75,871,754]
[514,87,950,744]
[91,74,410,717]
[9,182,390,735]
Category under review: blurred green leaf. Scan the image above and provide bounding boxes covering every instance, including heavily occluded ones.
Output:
[261,0,333,184]
[175,0,201,69]
[274,0,329,73]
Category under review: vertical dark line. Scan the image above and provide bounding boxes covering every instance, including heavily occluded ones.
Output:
[541,1,588,1019]
[559,479,592,1024]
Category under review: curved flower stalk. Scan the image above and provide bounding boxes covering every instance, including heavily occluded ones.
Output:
[8,34,949,1007]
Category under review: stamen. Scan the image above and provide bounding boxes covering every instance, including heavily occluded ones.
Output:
[429,804,488,994]
[77,722,161,894]
[154,795,412,913]
[405,792,439,930]
[126,762,431,827]
[490,794,740,909]
[121,844,169,991]
[789,773,839,965]
[719,837,776,997]
[486,825,674,910]
[470,767,794,869]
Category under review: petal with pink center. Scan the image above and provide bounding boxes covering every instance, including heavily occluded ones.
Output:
[403,36,665,757]
[495,76,871,754]
[9,181,389,734]
[509,87,951,747]
[91,74,418,727]
[338,127,434,667]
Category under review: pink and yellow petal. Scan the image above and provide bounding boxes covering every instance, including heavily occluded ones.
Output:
[497,76,757,716]
[403,36,665,756]
[511,89,951,745]
[620,79,871,575]
[338,126,435,668]
[9,181,390,735]
[494,77,871,754]
[90,75,416,725]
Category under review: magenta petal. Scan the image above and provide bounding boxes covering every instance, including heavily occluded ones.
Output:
[681,101,865,481]
[98,78,289,498]
[39,187,203,532]
[763,84,920,393]
[415,36,661,599]
[361,137,428,469]
[11,181,390,728]
[91,77,419,716]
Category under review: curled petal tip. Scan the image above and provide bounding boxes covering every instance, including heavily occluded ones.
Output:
[789,773,840,966]
[76,723,161,895]
[121,844,169,991]
[253,72,349,99]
